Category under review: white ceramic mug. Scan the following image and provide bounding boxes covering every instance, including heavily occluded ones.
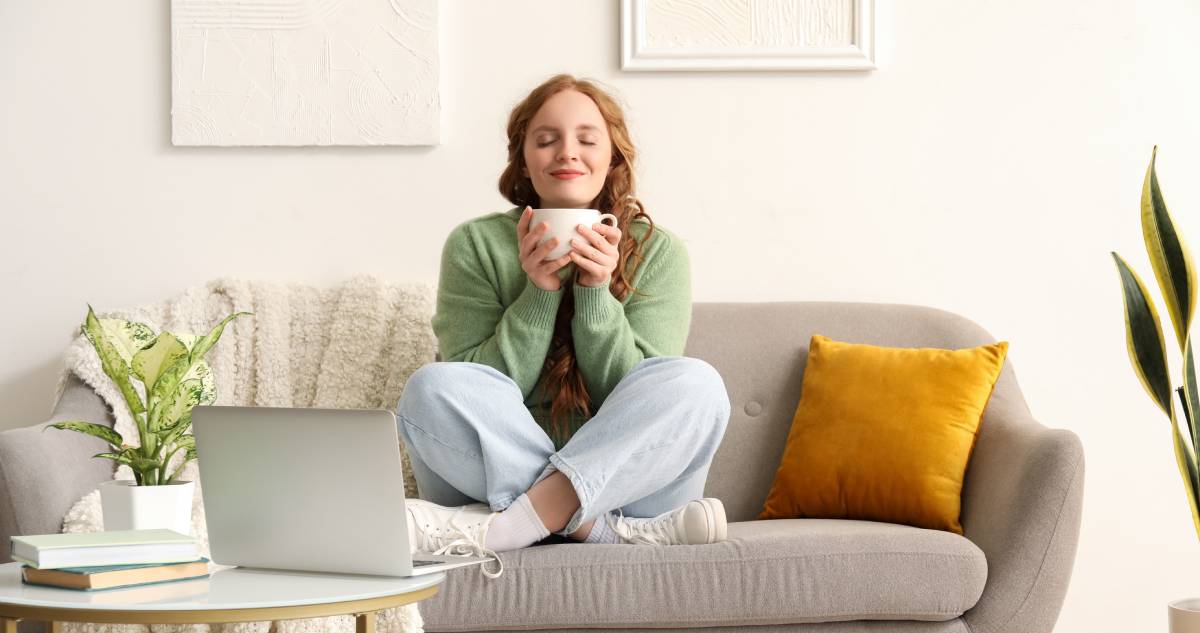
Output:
[531,208,618,261]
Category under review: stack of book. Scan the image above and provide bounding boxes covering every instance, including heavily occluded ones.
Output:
[11,529,210,591]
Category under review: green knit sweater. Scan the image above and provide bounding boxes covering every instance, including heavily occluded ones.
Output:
[431,206,693,448]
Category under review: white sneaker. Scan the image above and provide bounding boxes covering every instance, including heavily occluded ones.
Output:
[406,499,504,578]
[609,498,728,545]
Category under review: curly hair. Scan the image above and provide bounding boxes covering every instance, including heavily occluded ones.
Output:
[496,74,656,438]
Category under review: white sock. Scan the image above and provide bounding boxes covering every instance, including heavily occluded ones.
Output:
[583,513,623,544]
[484,494,550,551]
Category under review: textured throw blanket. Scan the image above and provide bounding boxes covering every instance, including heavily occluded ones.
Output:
[53,275,436,633]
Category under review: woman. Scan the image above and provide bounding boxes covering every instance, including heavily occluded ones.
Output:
[395,74,732,578]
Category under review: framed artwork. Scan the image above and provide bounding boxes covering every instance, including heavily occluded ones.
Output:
[171,0,439,146]
[621,0,875,71]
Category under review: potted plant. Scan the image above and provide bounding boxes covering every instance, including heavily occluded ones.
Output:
[49,305,250,535]
[1112,146,1200,632]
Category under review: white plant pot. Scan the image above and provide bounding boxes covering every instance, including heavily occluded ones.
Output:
[1170,599,1200,633]
[99,480,194,535]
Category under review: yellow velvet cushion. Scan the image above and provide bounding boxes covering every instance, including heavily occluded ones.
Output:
[759,334,1009,534]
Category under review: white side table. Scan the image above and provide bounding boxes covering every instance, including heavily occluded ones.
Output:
[0,562,443,633]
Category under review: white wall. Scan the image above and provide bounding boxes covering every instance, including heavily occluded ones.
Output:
[3,0,1200,630]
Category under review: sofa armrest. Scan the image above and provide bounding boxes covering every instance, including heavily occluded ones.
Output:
[0,373,116,563]
[960,372,1085,633]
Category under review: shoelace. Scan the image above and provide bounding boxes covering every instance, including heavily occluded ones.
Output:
[416,506,504,579]
[610,509,677,545]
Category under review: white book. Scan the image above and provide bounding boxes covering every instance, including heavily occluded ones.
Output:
[11,529,200,570]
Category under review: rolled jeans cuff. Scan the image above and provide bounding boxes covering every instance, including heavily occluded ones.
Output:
[536,454,593,536]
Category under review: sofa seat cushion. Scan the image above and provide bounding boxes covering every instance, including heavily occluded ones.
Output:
[420,518,988,631]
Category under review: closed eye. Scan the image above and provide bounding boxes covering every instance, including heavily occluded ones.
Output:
[535,139,598,148]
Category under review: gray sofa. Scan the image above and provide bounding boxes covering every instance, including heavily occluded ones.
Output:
[0,302,1084,633]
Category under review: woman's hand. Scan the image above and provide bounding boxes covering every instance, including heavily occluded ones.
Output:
[570,221,622,288]
[518,206,573,292]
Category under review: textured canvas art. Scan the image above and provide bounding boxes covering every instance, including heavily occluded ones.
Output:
[621,0,875,71]
[171,0,439,146]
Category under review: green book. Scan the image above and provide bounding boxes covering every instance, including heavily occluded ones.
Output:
[20,558,211,591]
[11,530,200,570]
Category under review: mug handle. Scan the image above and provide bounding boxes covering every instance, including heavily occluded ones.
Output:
[598,213,618,227]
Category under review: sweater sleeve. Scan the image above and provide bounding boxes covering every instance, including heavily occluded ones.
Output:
[431,223,564,400]
[570,230,692,407]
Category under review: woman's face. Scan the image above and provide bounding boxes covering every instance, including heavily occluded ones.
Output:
[522,89,613,209]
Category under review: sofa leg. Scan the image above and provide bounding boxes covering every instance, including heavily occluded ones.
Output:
[2,617,17,633]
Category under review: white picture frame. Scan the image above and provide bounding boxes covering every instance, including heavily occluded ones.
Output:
[620,0,875,72]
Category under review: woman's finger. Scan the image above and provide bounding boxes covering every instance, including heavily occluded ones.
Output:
[543,252,573,271]
[569,251,602,275]
[521,222,549,258]
[598,223,622,245]
[580,223,620,253]
[533,236,559,260]
[517,206,530,237]
[570,236,606,262]
[575,224,608,251]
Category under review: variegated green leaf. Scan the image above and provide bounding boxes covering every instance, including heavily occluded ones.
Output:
[120,444,158,467]
[189,312,252,361]
[147,355,198,432]
[173,435,196,461]
[47,421,124,449]
[184,361,216,406]
[1114,252,1174,415]
[1142,146,1198,351]
[132,333,188,396]
[163,435,197,484]
[93,452,133,465]
[83,307,146,417]
[96,317,157,364]
[167,332,213,399]
[175,333,200,353]
[163,410,192,441]
[147,312,248,431]
[150,378,204,432]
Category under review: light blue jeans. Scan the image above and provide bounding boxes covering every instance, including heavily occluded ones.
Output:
[395,356,731,535]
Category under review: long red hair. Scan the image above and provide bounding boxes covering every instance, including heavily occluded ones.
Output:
[497,74,656,438]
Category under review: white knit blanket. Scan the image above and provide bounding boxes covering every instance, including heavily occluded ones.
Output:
[53,275,436,633]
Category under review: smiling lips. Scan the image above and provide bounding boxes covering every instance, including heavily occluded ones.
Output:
[551,169,584,180]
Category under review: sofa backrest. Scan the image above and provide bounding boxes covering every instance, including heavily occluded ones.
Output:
[684,301,1020,523]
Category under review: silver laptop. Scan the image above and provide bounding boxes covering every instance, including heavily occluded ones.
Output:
[191,405,493,577]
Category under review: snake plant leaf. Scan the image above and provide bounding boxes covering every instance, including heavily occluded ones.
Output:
[132,333,189,396]
[1173,416,1200,542]
[82,307,146,417]
[1187,336,1200,459]
[1142,146,1198,351]
[1114,252,1174,415]
[47,421,124,449]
